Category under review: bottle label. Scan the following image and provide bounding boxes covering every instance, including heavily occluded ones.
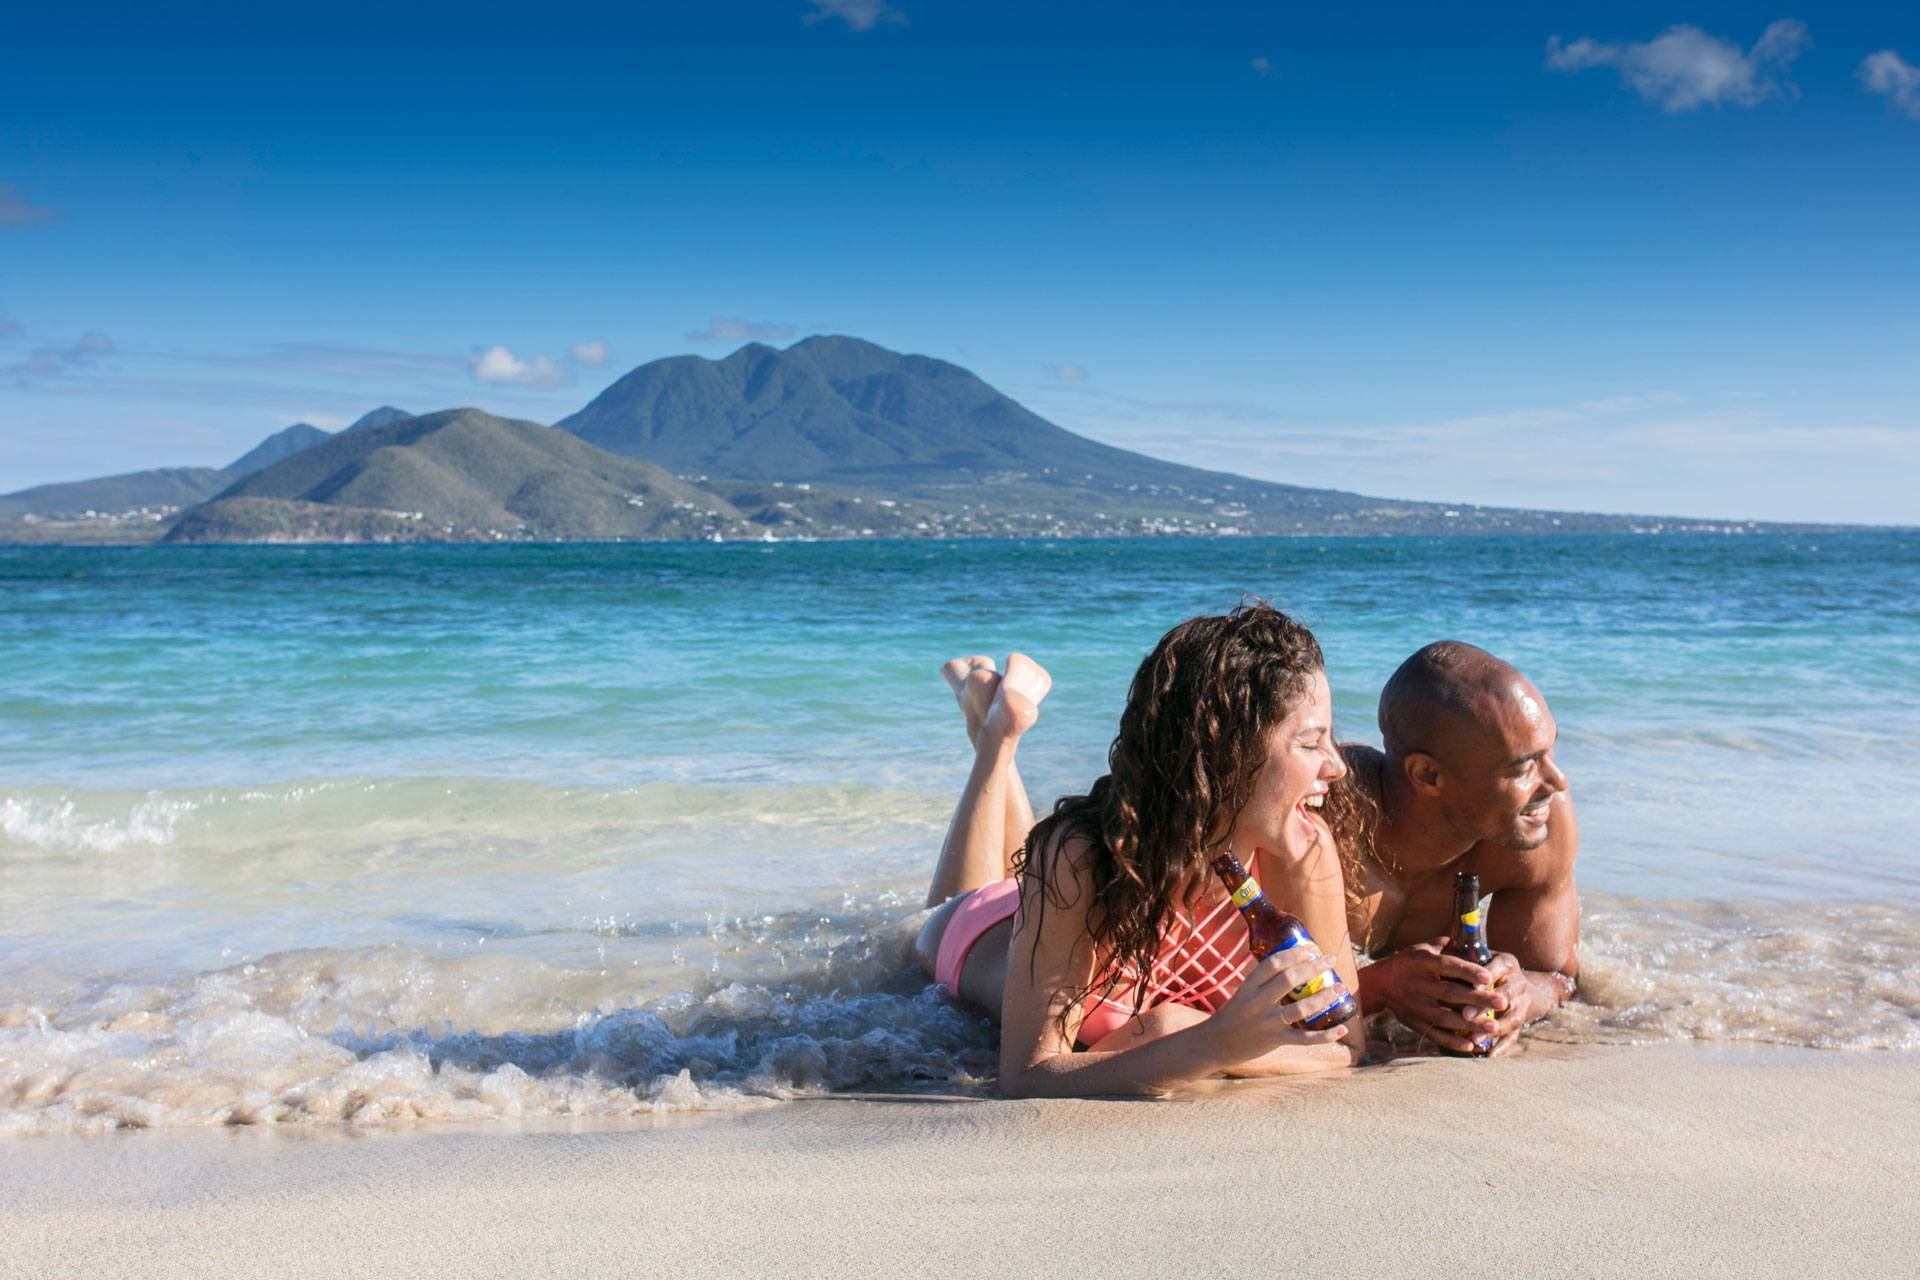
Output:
[1459,908,1481,927]
[1230,878,1262,909]
[1286,971,1331,1001]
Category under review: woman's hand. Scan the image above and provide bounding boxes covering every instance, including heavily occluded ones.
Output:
[1198,946,1354,1069]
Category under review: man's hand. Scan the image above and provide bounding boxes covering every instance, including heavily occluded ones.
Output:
[1481,952,1575,1055]
[1367,938,1503,1055]
[1481,951,1538,1055]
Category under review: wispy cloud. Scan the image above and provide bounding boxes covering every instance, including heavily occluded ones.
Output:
[1546,20,1810,112]
[802,0,904,32]
[1048,363,1088,381]
[1250,57,1275,78]
[0,185,59,229]
[1859,50,1920,119]
[684,316,797,344]
[470,345,572,389]
[207,342,466,381]
[4,332,113,384]
[569,338,612,367]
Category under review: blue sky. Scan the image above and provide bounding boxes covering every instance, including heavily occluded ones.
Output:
[2,2,1916,522]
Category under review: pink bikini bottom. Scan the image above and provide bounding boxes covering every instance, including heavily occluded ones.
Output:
[932,878,1172,1049]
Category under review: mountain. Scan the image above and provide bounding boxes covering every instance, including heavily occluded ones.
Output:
[0,467,231,521]
[554,335,1712,536]
[1,405,415,521]
[165,407,753,543]
[557,335,1199,487]
[224,423,334,479]
[2,348,1838,543]
[342,405,412,434]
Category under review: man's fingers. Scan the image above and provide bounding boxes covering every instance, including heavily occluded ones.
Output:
[1407,1001,1481,1035]
[1418,979,1500,1010]
[1484,999,1528,1036]
[1411,1018,1482,1055]
[1426,956,1492,987]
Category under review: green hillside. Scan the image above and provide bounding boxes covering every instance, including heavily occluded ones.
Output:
[224,423,333,478]
[0,467,231,520]
[165,407,757,543]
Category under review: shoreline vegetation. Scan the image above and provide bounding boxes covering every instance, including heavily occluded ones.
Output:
[2,338,1882,546]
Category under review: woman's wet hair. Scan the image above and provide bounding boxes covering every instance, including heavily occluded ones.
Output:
[1014,600,1325,1026]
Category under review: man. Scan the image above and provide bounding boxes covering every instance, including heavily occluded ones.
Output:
[1337,641,1579,1054]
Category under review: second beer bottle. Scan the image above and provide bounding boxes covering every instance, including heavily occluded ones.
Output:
[1441,870,1497,1056]
[1211,850,1359,1029]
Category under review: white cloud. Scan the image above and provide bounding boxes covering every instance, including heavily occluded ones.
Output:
[0,185,58,229]
[1859,50,1920,119]
[1049,363,1088,381]
[1546,20,1810,112]
[4,331,113,381]
[569,338,612,367]
[470,344,572,389]
[802,0,904,32]
[1250,57,1274,78]
[684,316,797,344]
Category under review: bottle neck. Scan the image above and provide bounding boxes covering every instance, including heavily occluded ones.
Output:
[1453,889,1486,949]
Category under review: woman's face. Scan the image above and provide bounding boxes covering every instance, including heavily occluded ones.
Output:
[1230,668,1348,864]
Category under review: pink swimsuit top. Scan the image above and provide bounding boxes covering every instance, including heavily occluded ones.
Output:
[1075,887,1254,1047]
[933,877,1255,1049]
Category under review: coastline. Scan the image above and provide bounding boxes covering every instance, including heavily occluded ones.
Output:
[5,1042,1912,1278]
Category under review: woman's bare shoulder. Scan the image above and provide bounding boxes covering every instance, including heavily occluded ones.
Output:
[1023,820,1099,912]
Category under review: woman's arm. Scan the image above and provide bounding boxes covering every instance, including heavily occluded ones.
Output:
[1078,825,1368,1077]
[997,835,1353,1098]
[1257,820,1368,1068]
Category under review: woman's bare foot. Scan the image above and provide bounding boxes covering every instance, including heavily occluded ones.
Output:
[940,655,1000,746]
[983,652,1051,745]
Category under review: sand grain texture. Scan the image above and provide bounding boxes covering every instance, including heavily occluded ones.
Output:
[2,1045,1912,1279]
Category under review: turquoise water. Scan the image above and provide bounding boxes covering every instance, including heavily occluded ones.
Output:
[3,534,1917,1131]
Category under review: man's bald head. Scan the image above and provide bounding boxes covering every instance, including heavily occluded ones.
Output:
[1377,640,1565,851]
[1378,641,1531,760]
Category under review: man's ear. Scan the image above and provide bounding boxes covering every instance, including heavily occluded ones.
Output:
[1403,751,1443,795]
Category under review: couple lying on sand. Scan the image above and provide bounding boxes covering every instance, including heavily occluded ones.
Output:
[911,602,1579,1097]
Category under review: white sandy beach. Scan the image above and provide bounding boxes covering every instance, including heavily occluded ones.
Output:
[4,1043,1913,1279]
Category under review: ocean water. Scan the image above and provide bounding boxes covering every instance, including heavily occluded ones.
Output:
[2,534,1917,1133]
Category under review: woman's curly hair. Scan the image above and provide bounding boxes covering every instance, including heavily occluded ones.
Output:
[1013,601,1326,1026]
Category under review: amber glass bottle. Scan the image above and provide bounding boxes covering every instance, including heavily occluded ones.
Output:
[1441,871,1496,1055]
[1210,851,1358,1029]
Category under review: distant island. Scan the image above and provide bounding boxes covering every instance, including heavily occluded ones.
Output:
[0,336,1852,544]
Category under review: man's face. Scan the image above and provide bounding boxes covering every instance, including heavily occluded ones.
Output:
[1440,680,1569,851]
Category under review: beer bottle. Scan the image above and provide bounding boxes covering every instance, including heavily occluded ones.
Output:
[1442,871,1496,1055]
[1210,851,1358,1029]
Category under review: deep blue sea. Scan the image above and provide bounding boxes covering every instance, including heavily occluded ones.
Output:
[3,534,1916,1131]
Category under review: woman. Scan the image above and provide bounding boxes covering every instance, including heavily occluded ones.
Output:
[913,603,1365,1096]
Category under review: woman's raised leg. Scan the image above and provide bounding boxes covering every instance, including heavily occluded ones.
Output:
[914,654,1051,1009]
[923,653,1049,908]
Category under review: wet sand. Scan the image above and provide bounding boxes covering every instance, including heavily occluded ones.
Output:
[3,1043,1913,1278]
